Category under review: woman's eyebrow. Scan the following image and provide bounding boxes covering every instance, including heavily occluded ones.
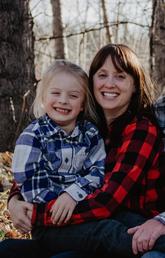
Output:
[97,68,107,73]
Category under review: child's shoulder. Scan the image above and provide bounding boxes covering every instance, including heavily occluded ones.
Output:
[82,120,101,136]
[21,119,40,133]
[17,118,41,141]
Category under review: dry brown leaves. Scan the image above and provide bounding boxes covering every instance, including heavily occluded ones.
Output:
[0,152,30,240]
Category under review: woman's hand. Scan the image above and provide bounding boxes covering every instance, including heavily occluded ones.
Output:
[8,195,33,233]
[50,192,77,226]
[128,219,165,255]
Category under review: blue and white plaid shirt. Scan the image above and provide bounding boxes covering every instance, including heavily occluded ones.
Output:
[154,95,165,224]
[12,114,106,203]
[154,95,165,149]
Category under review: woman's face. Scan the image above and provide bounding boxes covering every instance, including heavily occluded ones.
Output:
[93,55,135,121]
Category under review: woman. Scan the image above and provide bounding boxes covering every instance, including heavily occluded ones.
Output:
[2,44,165,258]
[127,94,165,258]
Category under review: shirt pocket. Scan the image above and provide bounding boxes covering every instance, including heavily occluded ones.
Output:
[44,152,61,173]
[72,147,88,171]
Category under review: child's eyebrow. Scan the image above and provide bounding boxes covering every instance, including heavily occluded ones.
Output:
[69,90,81,93]
[49,87,61,90]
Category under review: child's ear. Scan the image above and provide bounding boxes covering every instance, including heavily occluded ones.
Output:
[41,103,45,109]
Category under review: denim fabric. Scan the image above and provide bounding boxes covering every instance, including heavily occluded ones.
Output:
[50,252,125,258]
[33,213,140,257]
[142,252,165,258]
[50,251,90,258]
[33,212,165,258]
[0,239,49,258]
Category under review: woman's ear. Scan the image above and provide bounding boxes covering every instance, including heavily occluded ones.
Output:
[80,101,85,111]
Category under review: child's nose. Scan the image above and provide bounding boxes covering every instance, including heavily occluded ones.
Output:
[59,94,68,104]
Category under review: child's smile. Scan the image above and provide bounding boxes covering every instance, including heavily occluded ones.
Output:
[43,72,85,133]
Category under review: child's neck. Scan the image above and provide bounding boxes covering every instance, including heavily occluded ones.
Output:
[57,122,76,135]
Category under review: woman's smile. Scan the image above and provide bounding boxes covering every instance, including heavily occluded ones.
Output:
[101,91,119,99]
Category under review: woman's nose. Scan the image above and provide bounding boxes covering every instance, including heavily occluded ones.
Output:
[105,76,115,87]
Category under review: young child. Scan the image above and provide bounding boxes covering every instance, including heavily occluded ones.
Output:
[12,60,106,226]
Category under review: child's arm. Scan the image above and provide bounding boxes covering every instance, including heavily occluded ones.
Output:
[50,192,77,225]
[64,127,106,203]
[50,125,106,226]
[12,128,42,202]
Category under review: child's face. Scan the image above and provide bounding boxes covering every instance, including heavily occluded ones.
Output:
[43,72,85,133]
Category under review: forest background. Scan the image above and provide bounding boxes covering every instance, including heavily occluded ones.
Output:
[0,0,164,240]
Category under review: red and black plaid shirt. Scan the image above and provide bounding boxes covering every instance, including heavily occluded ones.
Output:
[9,113,165,227]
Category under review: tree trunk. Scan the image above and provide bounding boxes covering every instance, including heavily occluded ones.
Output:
[0,0,35,151]
[150,0,165,94]
[101,0,112,43]
[51,0,65,59]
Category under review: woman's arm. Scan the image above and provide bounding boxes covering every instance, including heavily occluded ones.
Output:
[128,218,165,254]
[8,193,33,233]
[70,119,163,223]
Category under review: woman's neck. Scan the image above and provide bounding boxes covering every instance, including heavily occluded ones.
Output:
[104,107,129,126]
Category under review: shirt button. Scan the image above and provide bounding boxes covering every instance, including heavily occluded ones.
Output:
[78,193,83,198]
[65,157,69,163]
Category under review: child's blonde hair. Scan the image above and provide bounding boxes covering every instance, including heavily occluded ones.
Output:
[33,60,98,124]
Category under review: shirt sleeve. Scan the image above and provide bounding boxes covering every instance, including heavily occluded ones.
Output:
[154,212,165,225]
[71,119,161,223]
[64,134,106,202]
[7,181,23,205]
[12,129,42,202]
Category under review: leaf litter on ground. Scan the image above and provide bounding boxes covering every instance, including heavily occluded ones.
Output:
[0,152,30,240]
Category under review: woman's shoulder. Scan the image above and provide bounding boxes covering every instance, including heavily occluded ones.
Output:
[124,114,160,137]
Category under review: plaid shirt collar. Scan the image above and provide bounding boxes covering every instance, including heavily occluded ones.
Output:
[33,114,81,139]
[154,96,165,116]
[154,95,165,131]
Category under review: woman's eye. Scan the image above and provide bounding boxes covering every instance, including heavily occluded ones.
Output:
[116,74,125,79]
[98,74,106,78]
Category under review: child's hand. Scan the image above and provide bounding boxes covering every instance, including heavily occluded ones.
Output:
[50,192,77,226]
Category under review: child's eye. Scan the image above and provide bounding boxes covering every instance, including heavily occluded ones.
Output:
[51,92,60,95]
[70,94,79,98]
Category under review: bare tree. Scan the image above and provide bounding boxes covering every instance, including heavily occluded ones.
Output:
[150,0,165,93]
[0,0,35,151]
[101,0,112,43]
[51,0,65,59]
